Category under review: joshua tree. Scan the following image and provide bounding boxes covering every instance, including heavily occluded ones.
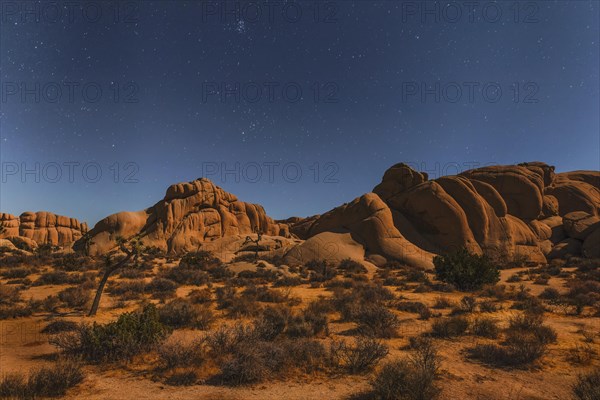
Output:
[241,228,264,260]
[88,235,146,316]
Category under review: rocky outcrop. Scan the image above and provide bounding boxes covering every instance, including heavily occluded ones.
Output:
[76,178,289,255]
[0,211,88,249]
[287,162,599,269]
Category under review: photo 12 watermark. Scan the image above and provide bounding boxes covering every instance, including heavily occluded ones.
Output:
[201,81,339,104]
[1,162,140,184]
[401,81,540,104]
[0,81,140,104]
[200,161,340,184]
[399,1,540,24]
[198,1,338,24]
[0,1,141,24]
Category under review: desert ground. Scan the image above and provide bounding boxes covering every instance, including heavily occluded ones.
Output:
[0,236,598,400]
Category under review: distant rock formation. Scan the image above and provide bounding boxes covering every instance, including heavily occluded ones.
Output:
[0,211,88,250]
[285,162,600,269]
[75,178,290,255]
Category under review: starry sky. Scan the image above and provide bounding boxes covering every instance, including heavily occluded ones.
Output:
[1,0,599,226]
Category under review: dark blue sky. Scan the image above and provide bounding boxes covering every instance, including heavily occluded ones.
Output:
[1,0,599,226]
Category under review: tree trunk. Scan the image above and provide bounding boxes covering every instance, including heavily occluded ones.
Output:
[88,255,131,316]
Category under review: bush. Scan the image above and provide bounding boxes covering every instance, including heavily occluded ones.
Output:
[146,278,178,299]
[330,336,389,374]
[371,340,440,400]
[58,285,91,309]
[41,320,79,334]
[471,317,499,338]
[158,339,203,369]
[108,279,146,300]
[338,258,367,275]
[218,341,285,385]
[158,298,214,329]
[433,248,499,291]
[187,288,212,304]
[0,267,32,279]
[356,305,400,338]
[0,359,85,398]
[51,304,168,363]
[573,368,600,400]
[430,316,469,338]
[396,301,431,320]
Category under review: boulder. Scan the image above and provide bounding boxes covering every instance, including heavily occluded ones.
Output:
[460,165,544,220]
[547,238,582,259]
[582,226,600,259]
[77,178,290,255]
[562,211,600,240]
[0,211,87,247]
[546,172,600,216]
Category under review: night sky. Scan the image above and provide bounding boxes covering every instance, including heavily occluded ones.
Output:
[1,0,599,226]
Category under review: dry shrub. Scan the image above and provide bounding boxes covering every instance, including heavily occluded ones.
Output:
[0,359,85,398]
[371,338,440,400]
[329,336,389,374]
[430,316,469,338]
[158,298,214,330]
[573,368,600,400]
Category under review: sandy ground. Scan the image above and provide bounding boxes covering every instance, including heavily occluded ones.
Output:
[0,256,598,400]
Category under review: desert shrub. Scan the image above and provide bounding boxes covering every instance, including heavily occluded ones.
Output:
[33,271,85,286]
[273,275,303,287]
[479,300,500,313]
[507,313,557,344]
[253,305,291,341]
[51,304,168,363]
[218,341,286,385]
[430,316,469,338]
[243,284,290,303]
[0,359,85,398]
[158,298,214,329]
[161,263,210,286]
[396,301,431,320]
[403,268,429,283]
[179,251,220,269]
[280,338,327,373]
[331,282,395,321]
[567,343,597,366]
[187,288,212,304]
[53,253,93,271]
[305,259,337,282]
[329,336,389,374]
[371,341,440,400]
[538,287,561,300]
[471,317,499,338]
[286,306,329,338]
[0,303,32,319]
[42,320,79,334]
[432,297,453,309]
[452,296,477,314]
[108,279,146,300]
[146,277,178,299]
[573,368,600,400]
[158,339,203,369]
[0,267,33,279]
[0,284,20,305]
[355,305,400,338]
[42,295,61,313]
[118,268,146,279]
[434,248,499,291]
[58,285,91,309]
[468,312,556,367]
[204,323,255,355]
[338,258,367,275]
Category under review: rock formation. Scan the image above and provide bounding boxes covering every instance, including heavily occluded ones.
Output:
[0,211,88,250]
[285,162,600,269]
[75,178,290,255]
